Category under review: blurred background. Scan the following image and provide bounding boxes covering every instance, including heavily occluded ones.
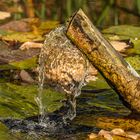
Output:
[0,0,140,28]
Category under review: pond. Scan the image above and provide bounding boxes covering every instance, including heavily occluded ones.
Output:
[0,75,135,140]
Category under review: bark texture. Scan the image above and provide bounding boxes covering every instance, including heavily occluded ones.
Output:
[66,9,140,114]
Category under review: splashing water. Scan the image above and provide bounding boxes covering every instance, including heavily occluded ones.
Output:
[36,26,97,123]
[35,45,46,124]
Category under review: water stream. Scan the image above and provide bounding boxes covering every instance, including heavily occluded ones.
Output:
[35,41,46,124]
[36,26,96,124]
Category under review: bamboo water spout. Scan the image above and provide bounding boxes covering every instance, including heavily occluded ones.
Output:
[66,9,140,114]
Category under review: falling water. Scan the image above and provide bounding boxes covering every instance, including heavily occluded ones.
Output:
[36,26,97,124]
[35,28,57,124]
[0,26,97,136]
[35,44,46,124]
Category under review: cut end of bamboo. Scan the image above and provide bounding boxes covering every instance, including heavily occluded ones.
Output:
[66,9,83,30]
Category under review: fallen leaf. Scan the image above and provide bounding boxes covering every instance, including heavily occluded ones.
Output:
[110,40,130,52]
[0,18,40,32]
[103,25,140,40]
[0,11,11,20]
[20,42,43,50]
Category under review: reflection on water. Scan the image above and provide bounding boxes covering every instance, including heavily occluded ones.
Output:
[0,79,132,140]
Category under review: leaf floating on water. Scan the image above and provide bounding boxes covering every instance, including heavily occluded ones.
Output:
[103,25,140,40]
[88,128,140,140]
[110,40,130,52]
[0,56,38,70]
[20,42,43,50]
[0,11,11,20]
[0,19,33,32]
[1,31,44,43]
[39,21,59,30]
[0,20,59,43]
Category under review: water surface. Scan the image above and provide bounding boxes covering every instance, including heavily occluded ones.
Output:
[0,77,133,140]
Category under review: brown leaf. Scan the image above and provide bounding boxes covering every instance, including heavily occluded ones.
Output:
[0,20,31,32]
[20,42,43,50]
[0,11,11,20]
[110,40,130,52]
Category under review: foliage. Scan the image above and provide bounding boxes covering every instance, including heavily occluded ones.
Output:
[0,0,140,26]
